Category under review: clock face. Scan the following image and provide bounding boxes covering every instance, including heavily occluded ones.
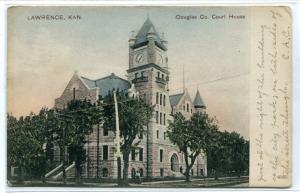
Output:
[135,53,144,63]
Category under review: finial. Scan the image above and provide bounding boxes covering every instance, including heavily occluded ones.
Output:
[131,30,135,37]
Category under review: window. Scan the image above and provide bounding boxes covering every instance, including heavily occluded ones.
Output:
[141,71,145,77]
[135,72,139,79]
[160,149,163,162]
[160,93,162,105]
[139,168,143,177]
[171,154,179,172]
[163,95,166,106]
[131,168,136,178]
[157,130,159,139]
[131,149,136,161]
[191,109,193,113]
[156,111,159,123]
[103,145,108,160]
[156,92,159,104]
[160,168,164,177]
[187,103,189,112]
[102,168,108,177]
[162,74,164,80]
[160,112,162,124]
[164,132,166,140]
[157,72,160,79]
[139,148,143,161]
[163,114,166,125]
[103,127,108,136]
[191,169,194,176]
[73,88,76,100]
[183,104,185,111]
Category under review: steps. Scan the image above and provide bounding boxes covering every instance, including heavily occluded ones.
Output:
[53,161,75,180]
[45,162,75,180]
[45,163,63,179]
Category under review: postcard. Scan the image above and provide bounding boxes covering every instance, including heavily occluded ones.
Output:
[6,6,292,188]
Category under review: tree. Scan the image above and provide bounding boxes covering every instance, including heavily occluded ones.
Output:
[103,92,154,186]
[58,99,102,183]
[167,112,219,182]
[7,109,51,182]
[228,132,249,177]
[207,131,249,179]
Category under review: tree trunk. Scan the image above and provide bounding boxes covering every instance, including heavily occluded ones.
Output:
[183,151,199,182]
[214,170,219,180]
[17,165,24,184]
[75,153,81,184]
[122,151,130,186]
[183,151,191,182]
[185,168,191,182]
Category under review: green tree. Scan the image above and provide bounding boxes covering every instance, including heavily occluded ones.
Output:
[167,112,219,182]
[103,93,154,186]
[7,110,51,182]
[228,132,249,177]
[59,99,102,183]
[207,131,249,179]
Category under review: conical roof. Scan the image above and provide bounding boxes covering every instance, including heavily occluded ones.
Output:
[193,90,206,108]
[132,17,167,50]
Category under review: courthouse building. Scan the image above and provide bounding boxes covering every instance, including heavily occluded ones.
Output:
[53,17,207,179]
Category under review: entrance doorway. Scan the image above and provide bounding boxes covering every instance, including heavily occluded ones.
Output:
[170,153,179,172]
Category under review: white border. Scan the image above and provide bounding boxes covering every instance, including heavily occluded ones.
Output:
[1,1,299,193]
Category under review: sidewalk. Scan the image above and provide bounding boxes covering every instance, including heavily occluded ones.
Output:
[129,176,249,188]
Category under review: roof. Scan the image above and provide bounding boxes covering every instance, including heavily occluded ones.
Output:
[132,18,167,51]
[193,90,206,108]
[169,93,184,107]
[81,73,131,97]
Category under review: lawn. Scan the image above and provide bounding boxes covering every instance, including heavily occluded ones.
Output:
[8,177,249,188]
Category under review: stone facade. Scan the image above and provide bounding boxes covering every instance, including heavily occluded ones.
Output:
[52,17,207,179]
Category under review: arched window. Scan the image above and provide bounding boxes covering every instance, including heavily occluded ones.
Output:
[102,168,108,177]
[170,154,179,172]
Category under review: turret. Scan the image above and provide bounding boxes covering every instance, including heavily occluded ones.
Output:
[193,90,206,113]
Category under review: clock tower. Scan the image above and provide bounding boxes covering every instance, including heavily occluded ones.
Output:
[127,17,172,177]
[128,18,168,69]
